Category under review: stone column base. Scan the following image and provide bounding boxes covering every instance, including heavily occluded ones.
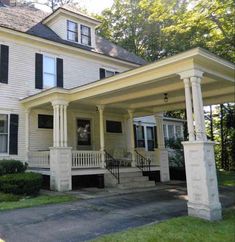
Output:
[188,202,222,221]
[50,147,72,192]
[155,148,170,182]
[182,141,222,221]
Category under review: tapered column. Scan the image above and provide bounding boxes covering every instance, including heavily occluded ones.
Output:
[154,113,170,182]
[191,76,207,141]
[97,105,105,168]
[128,110,136,167]
[183,78,195,141]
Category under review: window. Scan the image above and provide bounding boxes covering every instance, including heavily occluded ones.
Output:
[77,119,91,146]
[147,126,154,151]
[67,20,78,42]
[0,114,8,153]
[43,56,56,88]
[106,120,122,133]
[163,124,167,139]
[105,70,115,77]
[176,125,182,138]
[168,125,174,139]
[38,115,53,129]
[81,25,91,46]
[136,125,145,147]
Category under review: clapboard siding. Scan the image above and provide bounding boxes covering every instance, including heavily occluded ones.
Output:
[0,37,131,161]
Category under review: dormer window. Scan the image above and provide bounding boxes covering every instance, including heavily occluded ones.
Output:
[67,20,78,42]
[81,25,91,46]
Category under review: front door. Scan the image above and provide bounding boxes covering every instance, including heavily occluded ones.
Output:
[146,126,155,151]
[77,119,91,150]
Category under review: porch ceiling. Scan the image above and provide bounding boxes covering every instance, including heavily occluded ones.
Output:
[21,48,235,116]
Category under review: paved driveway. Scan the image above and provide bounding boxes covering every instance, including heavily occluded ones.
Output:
[0,185,234,242]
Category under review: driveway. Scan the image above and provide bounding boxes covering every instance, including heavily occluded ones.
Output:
[0,185,234,242]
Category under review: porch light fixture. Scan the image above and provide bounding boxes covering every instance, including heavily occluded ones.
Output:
[164,93,168,103]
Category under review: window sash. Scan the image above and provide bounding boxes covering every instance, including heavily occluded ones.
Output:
[0,114,9,154]
[67,20,78,42]
[43,56,56,88]
[81,25,91,46]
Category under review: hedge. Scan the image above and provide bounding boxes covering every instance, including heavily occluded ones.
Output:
[0,172,42,195]
[0,160,27,175]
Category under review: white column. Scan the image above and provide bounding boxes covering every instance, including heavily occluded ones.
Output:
[128,110,136,167]
[97,105,105,168]
[191,76,207,141]
[63,105,68,147]
[183,78,195,141]
[60,105,64,147]
[179,69,222,221]
[25,108,31,161]
[154,113,170,182]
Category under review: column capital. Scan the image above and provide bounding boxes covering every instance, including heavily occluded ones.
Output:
[178,69,204,80]
[190,76,201,85]
[127,109,134,117]
[51,99,69,107]
[97,105,105,112]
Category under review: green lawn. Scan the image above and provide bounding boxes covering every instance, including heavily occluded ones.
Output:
[218,170,235,186]
[0,192,78,211]
[94,209,235,242]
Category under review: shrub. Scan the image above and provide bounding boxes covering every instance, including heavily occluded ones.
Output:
[0,172,42,195]
[0,160,27,175]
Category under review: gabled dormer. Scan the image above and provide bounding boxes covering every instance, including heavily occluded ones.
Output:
[42,6,101,48]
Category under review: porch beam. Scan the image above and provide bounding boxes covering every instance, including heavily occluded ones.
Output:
[129,86,234,109]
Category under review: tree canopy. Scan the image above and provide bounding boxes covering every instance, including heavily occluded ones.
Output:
[97,0,235,62]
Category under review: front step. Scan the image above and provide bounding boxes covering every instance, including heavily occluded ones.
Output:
[118,170,156,189]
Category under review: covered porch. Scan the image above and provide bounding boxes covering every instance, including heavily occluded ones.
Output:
[21,48,235,221]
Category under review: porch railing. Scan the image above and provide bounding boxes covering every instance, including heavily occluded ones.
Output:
[28,151,50,168]
[72,150,102,168]
[135,150,151,172]
[105,150,120,183]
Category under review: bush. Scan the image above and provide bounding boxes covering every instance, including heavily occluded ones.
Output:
[0,172,42,195]
[0,160,27,175]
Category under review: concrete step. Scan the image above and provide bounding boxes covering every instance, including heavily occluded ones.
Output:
[119,171,143,178]
[120,176,149,183]
[118,180,156,189]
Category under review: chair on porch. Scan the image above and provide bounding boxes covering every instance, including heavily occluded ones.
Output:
[113,148,132,167]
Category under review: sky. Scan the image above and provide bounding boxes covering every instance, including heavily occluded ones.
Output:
[79,0,113,13]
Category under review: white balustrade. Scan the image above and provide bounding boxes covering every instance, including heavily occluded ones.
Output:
[28,151,50,168]
[72,150,103,168]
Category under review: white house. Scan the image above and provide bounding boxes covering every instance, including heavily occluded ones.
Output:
[0,2,234,221]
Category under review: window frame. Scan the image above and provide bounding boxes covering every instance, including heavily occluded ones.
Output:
[67,20,78,42]
[0,112,10,155]
[106,120,123,134]
[43,55,57,89]
[80,24,91,46]
[38,114,53,129]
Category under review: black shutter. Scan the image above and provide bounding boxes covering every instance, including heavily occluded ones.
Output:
[154,126,158,148]
[115,71,120,75]
[35,53,43,89]
[133,124,137,148]
[99,68,106,79]
[0,45,9,84]
[56,58,63,88]
[9,114,19,155]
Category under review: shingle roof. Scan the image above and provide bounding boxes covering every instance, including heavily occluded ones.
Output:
[0,5,147,65]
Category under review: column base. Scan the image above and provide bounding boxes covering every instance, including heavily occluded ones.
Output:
[182,141,222,221]
[50,147,72,192]
[188,202,222,221]
[155,148,170,182]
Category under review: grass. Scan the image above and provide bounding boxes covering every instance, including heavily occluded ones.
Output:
[0,192,78,211]
[218,170,235,187]
[94,209,235,242]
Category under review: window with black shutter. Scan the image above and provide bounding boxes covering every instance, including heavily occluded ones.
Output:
[9,114,19,155]
[0,45,9,84]
[35,54,63,89]
[38,115,53,129]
